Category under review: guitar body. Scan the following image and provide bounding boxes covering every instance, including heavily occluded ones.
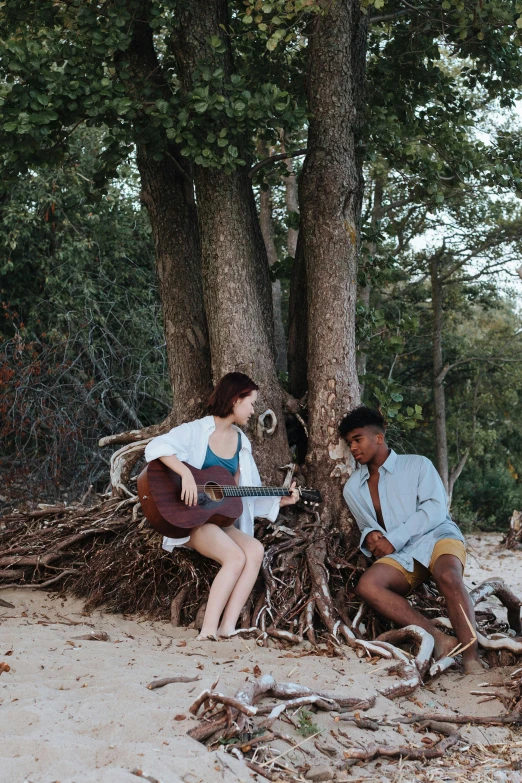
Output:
[137,460,243,538]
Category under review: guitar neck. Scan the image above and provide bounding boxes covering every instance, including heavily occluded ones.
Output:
[222,486,290,498]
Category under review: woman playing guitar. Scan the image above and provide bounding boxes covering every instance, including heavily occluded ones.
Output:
[144,373,298,641]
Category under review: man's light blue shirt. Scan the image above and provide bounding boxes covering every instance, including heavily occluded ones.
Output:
[342,450,464,572]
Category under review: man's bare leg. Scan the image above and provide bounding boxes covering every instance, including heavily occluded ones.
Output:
[356,563,459,660]
[431,554,483,674]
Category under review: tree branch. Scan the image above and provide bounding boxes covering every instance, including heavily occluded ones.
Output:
[249,149,308,180]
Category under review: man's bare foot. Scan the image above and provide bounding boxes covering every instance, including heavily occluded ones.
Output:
[462,656,486,675]
[432,629,458,660]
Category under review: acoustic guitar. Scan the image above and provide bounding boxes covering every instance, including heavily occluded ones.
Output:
[137,459,322,538]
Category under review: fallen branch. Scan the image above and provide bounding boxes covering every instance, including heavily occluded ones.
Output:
[394,710,522,726]
[130,768,163,783]
[342,732,460,761]
[429,655,456,679]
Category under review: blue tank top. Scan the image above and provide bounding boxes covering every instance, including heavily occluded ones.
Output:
[201,433,241,475]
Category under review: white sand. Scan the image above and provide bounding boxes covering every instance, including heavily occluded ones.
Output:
[1,532,521,783]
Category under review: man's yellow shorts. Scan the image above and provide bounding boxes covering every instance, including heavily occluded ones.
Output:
[377,538,466,593]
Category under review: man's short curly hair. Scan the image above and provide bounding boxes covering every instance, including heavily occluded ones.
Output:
[338,406,386,439]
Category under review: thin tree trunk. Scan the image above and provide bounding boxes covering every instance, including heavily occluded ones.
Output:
[170,0,290,480]
[357,174,385,397]
[284,137,307,397]
[287,232,308,398]
[258,142,288,374]
[300,0,368,525]
[447,374,480,502]
[282,140,299,259]
[430,251,450,496]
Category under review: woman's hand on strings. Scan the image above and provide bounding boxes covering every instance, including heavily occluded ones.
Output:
[279,480,299,507]
[181,470,198,506]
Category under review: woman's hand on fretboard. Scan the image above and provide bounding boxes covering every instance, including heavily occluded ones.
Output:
[279,481,299,508]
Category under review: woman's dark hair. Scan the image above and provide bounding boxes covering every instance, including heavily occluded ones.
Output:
[208,372,259,417]
[338,406,386,438]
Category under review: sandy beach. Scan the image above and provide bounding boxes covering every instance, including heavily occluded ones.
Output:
[1,533,522,783]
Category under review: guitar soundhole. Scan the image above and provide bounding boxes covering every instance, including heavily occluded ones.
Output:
[204,482,224,502]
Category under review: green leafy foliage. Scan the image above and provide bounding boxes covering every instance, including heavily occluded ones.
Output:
[0,128,168,499]
[296,709,320,737]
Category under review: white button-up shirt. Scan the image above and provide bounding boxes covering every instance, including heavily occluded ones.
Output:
[144,416,280,551]
[343,450,464,572]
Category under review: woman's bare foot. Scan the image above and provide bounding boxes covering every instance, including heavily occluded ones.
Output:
[217,625,237,639]
[195,632,217,642]
[217,626,258,639]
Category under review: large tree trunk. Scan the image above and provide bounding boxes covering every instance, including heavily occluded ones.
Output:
[430,251,450,496]
[137,147,212,423]
[300,0,368,525]
[170,0,290,481]
[106,3,212,443]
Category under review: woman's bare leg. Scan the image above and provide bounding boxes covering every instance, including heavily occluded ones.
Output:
[187,524,247,639]
[217,526,264,637]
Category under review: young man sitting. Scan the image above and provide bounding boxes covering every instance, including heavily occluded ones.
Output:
[340,406,483,674]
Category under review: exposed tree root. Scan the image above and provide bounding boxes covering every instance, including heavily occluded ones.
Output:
[2,497,522,687]
[376,625,435,678]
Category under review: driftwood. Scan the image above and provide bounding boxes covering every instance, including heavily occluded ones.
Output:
[433,616,522,654]
[146,674,201,690]
[188,673,375,745]
[72,631,110,641]
[469,578,522,634]
[504,510,522,550]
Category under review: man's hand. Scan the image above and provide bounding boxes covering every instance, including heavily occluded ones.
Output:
[372,537,395,559]
[364,530,384,552]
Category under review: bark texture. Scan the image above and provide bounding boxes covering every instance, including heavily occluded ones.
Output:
[120,4,213,425]
[170,0,290,480]
[357,174,385,396]
[287,232,308,398]
[282,139,299,258]
[430,250,450,496]
[258,143,288,374]
[137,147,212,423]
[300,0,368,522]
